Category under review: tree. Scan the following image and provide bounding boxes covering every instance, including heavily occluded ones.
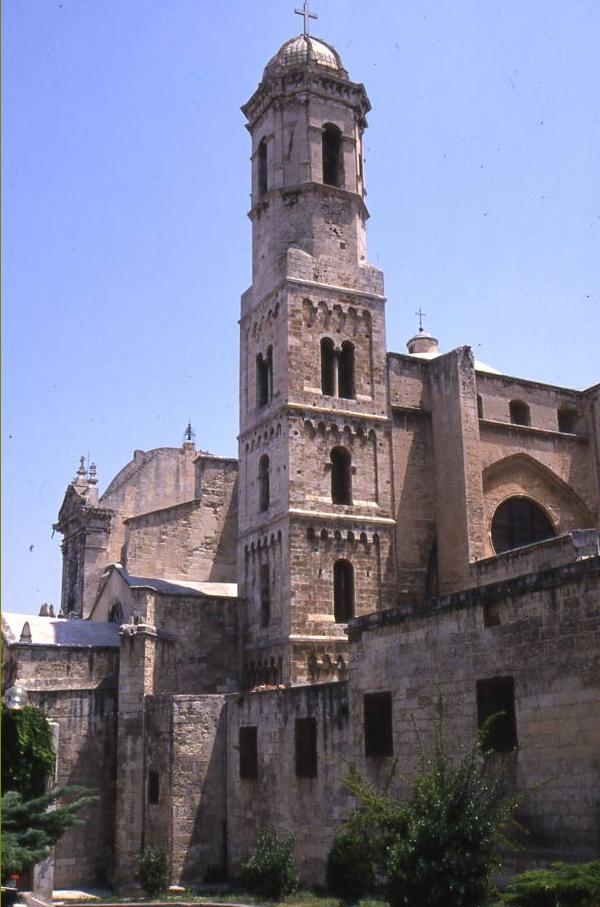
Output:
[2,787,99,880]
[1,705,55,800]
[341,694,520,907]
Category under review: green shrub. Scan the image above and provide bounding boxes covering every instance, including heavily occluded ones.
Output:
[501,860,600,906]
[342,694,520,907]
[137,847,170,897]
[326,818,378,902]
[240,829,298,899]
[1,705,55,799]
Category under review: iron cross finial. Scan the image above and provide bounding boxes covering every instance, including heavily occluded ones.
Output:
[416,308,427,332]
[295,0,318,36]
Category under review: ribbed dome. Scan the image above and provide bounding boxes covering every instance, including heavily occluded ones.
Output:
[263,35,347,80]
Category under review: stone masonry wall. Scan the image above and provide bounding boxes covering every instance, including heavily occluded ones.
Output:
[348,555,600,855]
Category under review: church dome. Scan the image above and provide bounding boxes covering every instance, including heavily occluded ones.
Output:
[263,35,348,80]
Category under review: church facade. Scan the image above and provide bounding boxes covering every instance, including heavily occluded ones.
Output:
[3,30,600,890]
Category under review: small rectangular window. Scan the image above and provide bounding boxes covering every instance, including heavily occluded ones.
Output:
[364,692,393,757]
[476,677,518,752]
[148,770,160,804]
[295,717,317,777]
[239,726,258,779]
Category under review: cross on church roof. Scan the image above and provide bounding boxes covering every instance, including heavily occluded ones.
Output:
[415,308,427,332]
[294,0,318,36]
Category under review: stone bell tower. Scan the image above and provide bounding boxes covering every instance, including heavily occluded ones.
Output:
[238,22,397,686]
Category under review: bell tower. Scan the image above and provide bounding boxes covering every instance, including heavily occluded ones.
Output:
[238,23,397,686]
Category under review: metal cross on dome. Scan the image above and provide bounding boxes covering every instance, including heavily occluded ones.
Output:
[416,308,427,332]
[295,0,318,36]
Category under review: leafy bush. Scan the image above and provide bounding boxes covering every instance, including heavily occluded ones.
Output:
[501,860,600,906]
[326,817,378,902]
[342,694,520,907]
[137,847,170,897]
[1,705,55,799]
[240,829,298,899]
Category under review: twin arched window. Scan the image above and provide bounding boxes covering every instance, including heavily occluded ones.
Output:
[491,497,555,554]
[331,447,352,505]
[258,455,270,512]
[322,123,344,187]
[256,346,273,408]
[321,338,355,399]
[334,559,354,622]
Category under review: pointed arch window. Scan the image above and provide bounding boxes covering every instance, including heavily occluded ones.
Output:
[491,497,555,554]
[509,400,531,427]
[330,447,352,505]
[334,559,354,623]
[322,123,344,188]
[258,138,268,196]
[256,346,273,408]
[259,563,271,627]
[258,455,270,512]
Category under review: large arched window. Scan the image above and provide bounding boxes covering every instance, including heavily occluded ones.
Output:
[322,123,343,188]
[259,563,271,627]
[258,455,270,512]
[509,400,531,427]
[339,341,355,399]
[334,559,354,623]
[491,497,555,554]
[331,447,352,504]
[258,138,268,196]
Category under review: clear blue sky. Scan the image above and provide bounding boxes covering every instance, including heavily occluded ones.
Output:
[3,0,599,615]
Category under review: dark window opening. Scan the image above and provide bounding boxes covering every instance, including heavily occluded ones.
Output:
[331,447,352,505]
[259,563,271,628]
[333,559,354,623]
[491,497,555,554]
[258,138,268,196]
[108,601,124,624]
[321,337,336,396]
[483,602,501,628]
[258,455,270,513]
[256,347,273,408]
[364,692,393,757]
[477,677,518,752]
[239,726,258,779]
[322,123,343,188]
[148,770,160,804]
[557,407,578,434]
[295,717,317,777]
[339,341,355,399]
[477,394,484,419]
[509,400,531,426]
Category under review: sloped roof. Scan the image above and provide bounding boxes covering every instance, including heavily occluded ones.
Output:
[2,613,120,648]
[113,565,238,599]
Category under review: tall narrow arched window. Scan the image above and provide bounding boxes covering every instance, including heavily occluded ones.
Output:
[334,559,354,622]
[477,394,484,419]
[321,337,336,396]
[557,407,578,434]
[491,497,555,554]
[339,341,355,399]
[259,563,271,627]
[258,138,268,196]
[331,447,352,505]
[322,123,343,188]
[256,347,273,408]
[509,400,531,426]
[258,455,270,512]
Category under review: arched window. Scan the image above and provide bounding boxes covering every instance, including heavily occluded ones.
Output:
[509,400,531,427]
[256,346,273,408]
[108,600,124,624]
[477,394,484,419]
[322,123,343,188]
[339,341,355,399]
[491,497,555,554]
[258,455,270,512]
[259,563,270,627]
[334,559,354,622]
[331,447,352,504]
[321,337,336,396]
[258,138,268,196]
[557,407,578,434]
